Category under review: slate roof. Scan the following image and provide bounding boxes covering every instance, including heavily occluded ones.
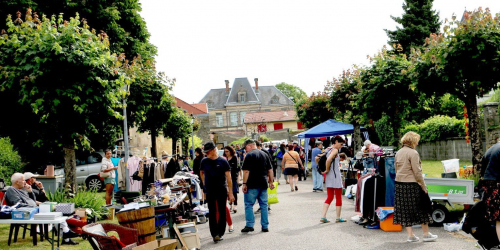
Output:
[244,110,298,123]
[199,77,294,109]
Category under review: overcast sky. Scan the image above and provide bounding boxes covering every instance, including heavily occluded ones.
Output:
[140,0,500,104]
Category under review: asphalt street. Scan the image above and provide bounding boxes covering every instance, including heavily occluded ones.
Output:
[197,178,479,250]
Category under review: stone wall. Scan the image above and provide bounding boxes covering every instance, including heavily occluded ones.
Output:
[196,116,212,143]
[128,127,173,158]
[416,138,486,161]
[483,102,500,149]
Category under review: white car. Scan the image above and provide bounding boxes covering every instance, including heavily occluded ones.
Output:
[55,151,105,191]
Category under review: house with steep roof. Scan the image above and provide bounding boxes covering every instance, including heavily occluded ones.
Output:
[197,77,296,144]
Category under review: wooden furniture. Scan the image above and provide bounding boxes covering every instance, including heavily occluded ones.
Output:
[82,223,138,250]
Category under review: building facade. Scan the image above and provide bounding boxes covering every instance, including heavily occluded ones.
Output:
[197,77,295,144]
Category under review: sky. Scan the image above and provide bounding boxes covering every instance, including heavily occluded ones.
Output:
[140,0,500,104]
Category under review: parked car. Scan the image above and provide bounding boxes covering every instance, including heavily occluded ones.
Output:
[54,151,105,191]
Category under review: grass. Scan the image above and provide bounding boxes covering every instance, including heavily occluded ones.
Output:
[0,191,119,250]
[421,160,472,178]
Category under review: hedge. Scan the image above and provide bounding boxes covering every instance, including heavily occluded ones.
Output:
[400,115,465,143]
[0,137,24,185]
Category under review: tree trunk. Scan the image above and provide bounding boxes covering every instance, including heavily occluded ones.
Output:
[464,97,483,174]
[172,137,177,156]
[63,146,76,194]
[150,128,157,158]
[353,123,363,153]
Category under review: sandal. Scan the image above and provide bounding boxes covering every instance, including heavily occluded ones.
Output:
[335,218,347,223]
[291,189,294,192]
[320,218,330,223]
[295,186,298,191]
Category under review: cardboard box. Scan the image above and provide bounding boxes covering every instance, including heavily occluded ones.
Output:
[75,208,87,222]
[12,207,39,220]
[132,239,177,250]
[177,222,197,234]
[55,203,75,215]
[40,202,57,213]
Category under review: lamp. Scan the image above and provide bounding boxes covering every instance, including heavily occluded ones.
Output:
[190,114,194,159]
[122,83,131,191]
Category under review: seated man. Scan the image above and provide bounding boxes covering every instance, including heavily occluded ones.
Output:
[6,173,80,245]
[24,172,48,203]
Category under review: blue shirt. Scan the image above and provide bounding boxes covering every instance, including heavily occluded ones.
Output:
[311,148,322,169]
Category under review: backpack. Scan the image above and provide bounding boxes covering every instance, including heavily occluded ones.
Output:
[315,148,332,173]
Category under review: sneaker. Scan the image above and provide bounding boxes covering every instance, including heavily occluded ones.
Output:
[313,189,317,192]
[317,189,323,192]
[407,235,420,243]
[61,239,79,245]
[262,228,269,232]
[241,226,254,233]
[228,228,234,233]
[255,208,261,214]
[213,235,220,243]
[423,233,438,242]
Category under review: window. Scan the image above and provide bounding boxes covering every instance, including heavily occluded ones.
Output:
[274,123,283,130]
[216,113,223,127]
[240,111,246,125]
[207,101,214,108]
[230,112,238,126]
[297,122,305,129]
[239,93,245,102]
[271,95,279,104]
[88,152,103,164]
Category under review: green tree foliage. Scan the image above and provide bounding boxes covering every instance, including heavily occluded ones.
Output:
[0,137,23,185]
[295,92,332,129]
[162,107,193,156]
[327,69,365,152]
[275,82,307,103]
[188,135,203,150]
[230,137,251,146]
[0,10,126,191]
[400,115,464,143]
[374,116,397,146]
[410,8,500,172]
[0,0,156,60]
[359,47,419,146]
[384,0,441,54]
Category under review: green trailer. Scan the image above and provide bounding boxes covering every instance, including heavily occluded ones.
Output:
[424,177,475,224]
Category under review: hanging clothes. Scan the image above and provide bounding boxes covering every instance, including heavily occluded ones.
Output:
[355,172,375,213]
[154,162,162,181]
[384,156,396,206]
[141,162,156,195]
[127,156,142,192]
[361,174,385,220]
[165,158,179,178]
[117,159,127,190]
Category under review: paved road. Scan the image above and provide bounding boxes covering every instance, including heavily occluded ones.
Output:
[197,178,478,250]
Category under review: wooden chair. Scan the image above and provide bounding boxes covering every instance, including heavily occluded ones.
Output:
[82,223,138,250]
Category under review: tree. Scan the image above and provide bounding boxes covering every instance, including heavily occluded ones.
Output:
[275,82,307,103]
[0,137,24,185]
[410,8,500,173]
[162,107,193,156]
[327,68,365,152]
[295,92,332,128]
[0,10,126,191]
[358,47,419,146]
[384,0,441,55]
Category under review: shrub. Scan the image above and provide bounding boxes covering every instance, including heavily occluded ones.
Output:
[0,137,24,185]
[47,188,109,219]
[400,115,464,143]
[230,137,250,146]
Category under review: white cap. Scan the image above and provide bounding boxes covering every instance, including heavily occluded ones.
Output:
[24,172,39,179]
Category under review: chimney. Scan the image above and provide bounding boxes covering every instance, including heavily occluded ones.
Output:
[254,78,258,90]
[225,80,229,91]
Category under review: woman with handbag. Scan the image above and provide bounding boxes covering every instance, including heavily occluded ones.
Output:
[393,132,437,243]
[320,136,346,223]
[101,149,118,205]
[282,144,303,192]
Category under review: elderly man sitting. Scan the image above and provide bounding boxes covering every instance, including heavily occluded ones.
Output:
[6,173,80,245]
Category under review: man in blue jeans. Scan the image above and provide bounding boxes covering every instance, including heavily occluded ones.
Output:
[241,139,275,233]
[311,141,324,192]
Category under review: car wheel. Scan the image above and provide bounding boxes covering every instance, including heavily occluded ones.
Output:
[86,176,103,191]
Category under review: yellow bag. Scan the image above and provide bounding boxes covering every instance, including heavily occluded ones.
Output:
[267,182,279,204]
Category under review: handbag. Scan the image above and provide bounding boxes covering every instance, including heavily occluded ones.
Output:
[138,164,144,179]
[131,170,142,181]
[344,161,358,188]
[353,160,364,171]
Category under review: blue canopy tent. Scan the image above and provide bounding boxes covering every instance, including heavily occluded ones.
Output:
[296,119,367,169]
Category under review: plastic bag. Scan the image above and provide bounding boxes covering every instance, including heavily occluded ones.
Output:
[267,182,279,204]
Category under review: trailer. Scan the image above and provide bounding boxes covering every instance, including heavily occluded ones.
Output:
[424,177,475,224]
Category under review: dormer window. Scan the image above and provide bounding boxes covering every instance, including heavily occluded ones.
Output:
[239,92,246,102]
[207,101,214,108]
[271,95,279,104]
